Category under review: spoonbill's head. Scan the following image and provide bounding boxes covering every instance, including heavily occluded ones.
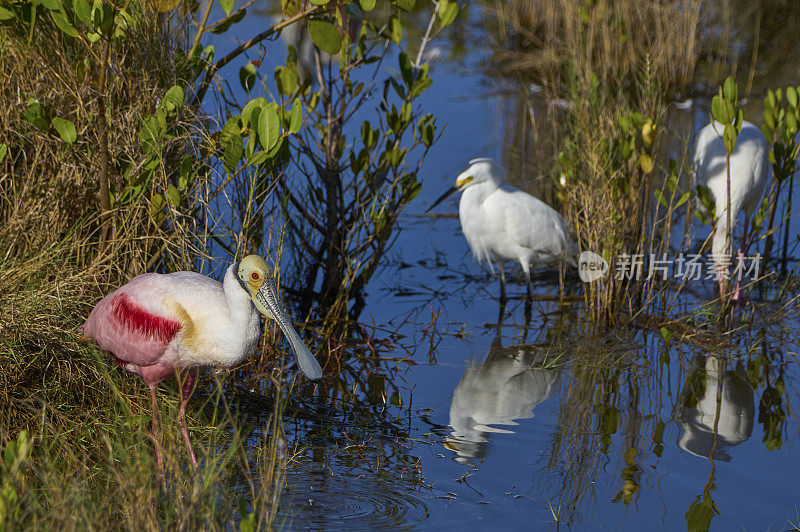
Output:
[235,255,324,382]
[234,255,281,320]
[426,158,503,213]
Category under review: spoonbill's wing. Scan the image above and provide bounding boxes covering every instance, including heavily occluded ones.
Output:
[81,275,183,366]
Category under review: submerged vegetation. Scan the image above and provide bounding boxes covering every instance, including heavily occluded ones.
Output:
[0,0,798,529]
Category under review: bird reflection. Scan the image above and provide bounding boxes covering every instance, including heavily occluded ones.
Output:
[445,330,559,463]
[675,355,755,462]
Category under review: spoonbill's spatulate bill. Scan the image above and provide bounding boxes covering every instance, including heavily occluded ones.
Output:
[693,120,769,300]
[427,158,579,300]
[81,255,323,470]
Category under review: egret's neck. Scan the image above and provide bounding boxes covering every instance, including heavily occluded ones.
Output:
[460,180,499,207]
[223,265,257,327]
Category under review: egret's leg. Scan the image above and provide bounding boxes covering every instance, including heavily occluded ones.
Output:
[523,266,532,318]
[732,217,749,304]
[524,267,533,301]
[498,262,507,303]
[178,371,198,469]
[149,383,164,473]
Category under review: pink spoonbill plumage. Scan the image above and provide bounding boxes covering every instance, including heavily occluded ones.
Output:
[81,255,323,470]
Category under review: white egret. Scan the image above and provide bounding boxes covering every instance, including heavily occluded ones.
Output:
[693,120,769,300]
[427,158,579,301]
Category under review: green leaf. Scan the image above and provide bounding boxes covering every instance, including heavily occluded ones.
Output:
[241,98,267,127]
[139,115,160,154]
[51,9,79,37]
[73,0,91,24]
[787,86,798,109]
[209,9,245,34]
[150,194,165,224]
[0,5,16,19]
[163,85,184,111]
[275,65,298,96]
[178,157,194,190]
[722,76,737,103]
[52,117,77,144]
[398,52,412,87]
[166,183,180,206]
[98,1,113,35]
[308,0,330,4]
[239,62,257,93]
[0,144,6,163]
[257,105,280,150]
[409,77,432,99]
[36,0,62,10]
[675,191,690,208]
[361,121,374,148]
[437,0,458,28]
[219,0,233,15]
[387,15,402,43]
[358,0,375,11]
[307,19,342,55]
[223,132,242,173]
[711,96,728,124]
[421,123,434,147]
[23,100,50,130]
[289,99,302,134]
[404,181,422,202]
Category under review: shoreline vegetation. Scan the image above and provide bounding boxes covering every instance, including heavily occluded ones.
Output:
[0,0,797,529]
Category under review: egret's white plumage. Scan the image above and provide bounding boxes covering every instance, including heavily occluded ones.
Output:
[692,120,769,294]
[428,158,578,299]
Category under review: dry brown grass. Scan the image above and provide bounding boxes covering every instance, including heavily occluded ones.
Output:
[0,6,288,528]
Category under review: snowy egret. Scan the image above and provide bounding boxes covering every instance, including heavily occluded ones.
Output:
[693,120,769,300]
[427,158,579,301]
[81,255,323,470]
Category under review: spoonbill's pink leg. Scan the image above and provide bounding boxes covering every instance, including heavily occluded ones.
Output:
[149,383,164,472]
[178,371,198,468]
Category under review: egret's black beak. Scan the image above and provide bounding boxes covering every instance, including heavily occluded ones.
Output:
[426,185,459,213]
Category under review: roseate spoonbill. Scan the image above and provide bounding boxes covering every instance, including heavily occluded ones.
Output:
[426,158,579,301]
[81,255,323,470]
[693,120,769,301]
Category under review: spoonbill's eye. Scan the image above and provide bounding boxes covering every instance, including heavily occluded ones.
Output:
[251,272,260,281]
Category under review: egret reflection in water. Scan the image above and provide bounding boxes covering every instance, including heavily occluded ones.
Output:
[675,355,755,462]
[446,327,559,463]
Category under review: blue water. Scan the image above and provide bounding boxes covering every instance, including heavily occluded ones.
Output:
[198,4,800,529]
